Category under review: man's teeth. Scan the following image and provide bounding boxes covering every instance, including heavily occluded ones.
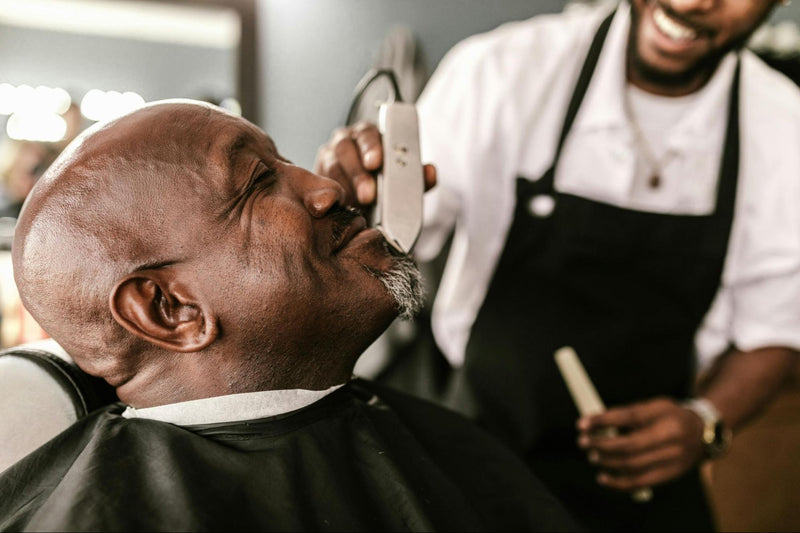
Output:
[653,6,697,41]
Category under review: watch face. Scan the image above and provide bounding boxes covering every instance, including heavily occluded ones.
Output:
[702,426,716,445]
[686,399,732,459]
[708,421,733,458]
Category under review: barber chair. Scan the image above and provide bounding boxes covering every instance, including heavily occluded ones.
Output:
[0,338,117,472]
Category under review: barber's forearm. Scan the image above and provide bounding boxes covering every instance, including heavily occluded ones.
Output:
[698,346,799,431]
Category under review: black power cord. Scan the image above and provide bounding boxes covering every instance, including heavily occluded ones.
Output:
[345,68,403,126]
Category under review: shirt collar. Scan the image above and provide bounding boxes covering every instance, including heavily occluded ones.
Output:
[121,382,346,426]
[574,1,738,144]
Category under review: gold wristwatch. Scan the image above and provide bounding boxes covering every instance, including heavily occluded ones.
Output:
[684,398,732,459]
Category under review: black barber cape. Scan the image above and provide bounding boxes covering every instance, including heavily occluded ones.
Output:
[0,379,579,532]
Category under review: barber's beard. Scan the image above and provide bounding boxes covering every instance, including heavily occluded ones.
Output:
[627,36,731,92]
[627,1,751,92]
[365,241,424,321]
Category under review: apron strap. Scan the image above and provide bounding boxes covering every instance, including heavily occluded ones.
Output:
[548,10,615,182]
[715,60,740,222]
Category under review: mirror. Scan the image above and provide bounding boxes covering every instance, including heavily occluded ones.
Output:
[0,0,254,346]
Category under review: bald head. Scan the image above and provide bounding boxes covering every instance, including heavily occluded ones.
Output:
[13,103,234,384]
[12,101,415,406]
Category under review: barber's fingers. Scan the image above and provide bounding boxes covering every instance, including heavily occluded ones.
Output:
[349,121,383,171]
[592,439,697,490]
[579,411,685,456]
[593,444,684,488]
[423,164,437,191]
[585,426,694,490]
[577,398,705,490]
[335,123,383,203]
[588,442,684,471]
[335,143,376,205]
[596,460,687,491]
[314,123,382,206]
[579,397,675,432]
[314,122,437,206]
[314,144,357,206]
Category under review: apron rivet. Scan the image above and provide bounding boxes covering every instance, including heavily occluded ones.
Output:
[528,194,556,218]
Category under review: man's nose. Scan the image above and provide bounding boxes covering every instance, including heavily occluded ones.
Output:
[299,171,346,218]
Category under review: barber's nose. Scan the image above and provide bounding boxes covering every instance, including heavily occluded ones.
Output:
[667,0,716,13]
[299,171,346,218]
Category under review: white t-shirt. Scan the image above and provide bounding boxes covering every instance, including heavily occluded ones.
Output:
[416,1,800,370]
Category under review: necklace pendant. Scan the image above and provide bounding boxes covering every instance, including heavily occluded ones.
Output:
[648,174,661,189]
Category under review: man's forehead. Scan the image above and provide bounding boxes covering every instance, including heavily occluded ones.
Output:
[156,104,263,153]
[170,107,281,165]
[214,119,276,160]
[77,103,276,170]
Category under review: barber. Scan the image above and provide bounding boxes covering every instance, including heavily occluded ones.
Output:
[316,0,800,530]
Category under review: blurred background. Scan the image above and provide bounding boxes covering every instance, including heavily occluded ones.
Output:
[2,0,798,337]
[2,0,799,210]
[0,1,798,531]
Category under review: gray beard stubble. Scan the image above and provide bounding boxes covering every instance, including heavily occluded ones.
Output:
[365,241,425,320]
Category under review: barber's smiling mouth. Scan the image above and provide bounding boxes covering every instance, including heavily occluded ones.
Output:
[653,6,697,42]
[647,2,711,51]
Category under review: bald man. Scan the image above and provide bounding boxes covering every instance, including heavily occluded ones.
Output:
[0,101,577,532]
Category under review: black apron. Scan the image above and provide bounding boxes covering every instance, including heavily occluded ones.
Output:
[446,12,740,532]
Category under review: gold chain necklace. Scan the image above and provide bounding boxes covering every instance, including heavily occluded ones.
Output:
[622,87,664,189]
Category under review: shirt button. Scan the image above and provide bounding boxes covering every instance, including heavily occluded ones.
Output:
[528,194,556,218]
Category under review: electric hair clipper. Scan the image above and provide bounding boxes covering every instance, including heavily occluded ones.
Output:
[346,69,424,255]
[373,101,424,255]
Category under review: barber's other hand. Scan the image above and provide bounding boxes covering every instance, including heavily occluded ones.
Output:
[314,121,436,207]
[576,397,706,491]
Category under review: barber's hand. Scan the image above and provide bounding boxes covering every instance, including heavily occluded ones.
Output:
[314,121,436,207]
[576,397,706,491]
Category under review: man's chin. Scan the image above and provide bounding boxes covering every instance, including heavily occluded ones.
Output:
[361,241,424,321]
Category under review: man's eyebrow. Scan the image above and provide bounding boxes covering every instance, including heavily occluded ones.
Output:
[221,130,256,192]
[132,259,179,273]
[223,131,250,162]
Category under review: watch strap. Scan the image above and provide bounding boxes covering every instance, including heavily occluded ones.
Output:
[684,397,732,459]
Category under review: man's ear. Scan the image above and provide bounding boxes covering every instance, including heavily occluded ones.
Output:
[109,269,219,352]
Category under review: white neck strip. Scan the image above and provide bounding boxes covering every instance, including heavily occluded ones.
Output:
[121,383,346,426]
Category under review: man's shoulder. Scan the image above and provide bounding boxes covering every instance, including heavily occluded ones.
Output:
[462,0,615,46]
[742,48,800,120]
[351,377,472,427]
[0,405,129,530]
[439,1,614,79]
[351,379,581,531]
[0,385,580,531]
[352,378,523,469]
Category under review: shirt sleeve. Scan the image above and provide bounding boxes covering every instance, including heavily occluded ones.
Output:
[733,268,800,351]
[696,54,800,370]
[696,268,800,370]
[414,42,473,262]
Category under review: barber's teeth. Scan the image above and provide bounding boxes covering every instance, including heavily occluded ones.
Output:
[653,6,697,41]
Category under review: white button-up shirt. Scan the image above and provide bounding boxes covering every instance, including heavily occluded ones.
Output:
[416,1,800,370]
